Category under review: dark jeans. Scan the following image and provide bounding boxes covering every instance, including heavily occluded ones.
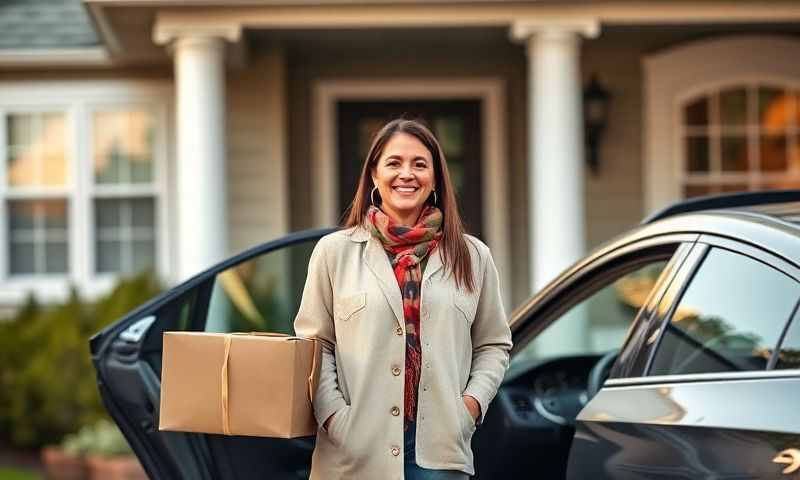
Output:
[403,421,469,480]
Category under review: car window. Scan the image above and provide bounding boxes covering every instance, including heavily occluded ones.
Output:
[205,239,319,333]
[512,260,669,365]
[776,308,800,370]
[648,247,800,376]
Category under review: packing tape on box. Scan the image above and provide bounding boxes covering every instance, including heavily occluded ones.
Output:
[219,333,320,436]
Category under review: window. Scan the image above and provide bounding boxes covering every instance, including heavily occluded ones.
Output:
[5,112,70,275]
[680,84,800,198]
[776,308,800,370]
[205,239,318,334]
[649,248,800,376]
[0,82,170,302]
[91,108,158,275]
[512,259,669,364]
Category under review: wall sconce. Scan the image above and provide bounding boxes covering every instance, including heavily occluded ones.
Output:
[583,74,611,175]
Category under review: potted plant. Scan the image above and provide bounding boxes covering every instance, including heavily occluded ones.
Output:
[54,420,146,480]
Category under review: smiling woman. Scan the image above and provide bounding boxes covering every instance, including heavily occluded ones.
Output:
[294,118,512,480]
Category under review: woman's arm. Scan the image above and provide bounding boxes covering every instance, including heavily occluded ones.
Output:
[463,245,513,425]
[293,237,347,430]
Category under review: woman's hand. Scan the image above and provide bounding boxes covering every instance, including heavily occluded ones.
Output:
[323,412,335,431]
[462,394,481,423]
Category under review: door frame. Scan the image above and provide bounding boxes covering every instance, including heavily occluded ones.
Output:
[311,77,511,308]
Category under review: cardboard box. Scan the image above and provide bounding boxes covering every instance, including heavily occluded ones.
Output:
[159,332,321,438]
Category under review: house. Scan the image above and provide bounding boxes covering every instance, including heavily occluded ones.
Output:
[1,0,798,328]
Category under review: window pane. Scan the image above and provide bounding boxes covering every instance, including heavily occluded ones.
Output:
[684,97,709,126]
[94,198,156,274]
[6,113,66,187]
[721,135,749,171]
[760,134,789,172]
[40,113,67,186]
[9,242,35,274]
[512,260,670,364]
[205,239,319,334]
[96,200,121,229]
[97,240,122,273]
[43,200,68,230]
[758,87,787,131]
[776,312,800,370]
[7,114,33,145]
[44,241,68,273]
[686,136,710,172]
[720,88,748,126]
[94,110,155,185]
[8,199,69,275]
[132,239,156,273]
[131,198,155,228]
[649,248,800,376]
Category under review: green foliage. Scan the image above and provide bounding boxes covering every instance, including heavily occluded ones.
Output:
[0,468,41,480]
[0,271,161,449]
[61,419,132,457]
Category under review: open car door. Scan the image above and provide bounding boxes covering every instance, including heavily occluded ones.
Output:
[90,228,335,480]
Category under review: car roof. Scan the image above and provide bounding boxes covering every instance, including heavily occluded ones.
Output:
[643,190,800,227]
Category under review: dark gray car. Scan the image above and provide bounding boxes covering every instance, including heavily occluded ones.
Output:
[91,191,800,479]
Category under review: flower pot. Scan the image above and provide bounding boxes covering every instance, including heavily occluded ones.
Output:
[41,446,87,480]
[86,454,147,480]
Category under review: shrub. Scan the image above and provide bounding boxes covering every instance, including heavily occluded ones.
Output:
[0,271,161,449]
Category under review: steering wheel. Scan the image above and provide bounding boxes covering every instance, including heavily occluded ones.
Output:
[586,350,618,399]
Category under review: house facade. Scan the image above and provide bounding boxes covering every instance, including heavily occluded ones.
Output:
[1,0,799,321]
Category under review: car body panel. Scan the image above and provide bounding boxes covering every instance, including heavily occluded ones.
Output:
[568,374,800,479]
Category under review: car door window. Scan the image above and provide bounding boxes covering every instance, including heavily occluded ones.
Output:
[775,308,800,369]
[205,239,319,333]
[512,260,669,364]
[648,247,800,376]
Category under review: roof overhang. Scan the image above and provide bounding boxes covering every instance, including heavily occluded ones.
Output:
[78,0,800,65]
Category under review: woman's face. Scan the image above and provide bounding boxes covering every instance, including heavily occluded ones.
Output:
[371,132,436,225]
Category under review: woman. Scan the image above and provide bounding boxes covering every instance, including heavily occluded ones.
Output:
[294,119,512,479]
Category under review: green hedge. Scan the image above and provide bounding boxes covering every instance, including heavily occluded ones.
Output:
[0,272,161,449]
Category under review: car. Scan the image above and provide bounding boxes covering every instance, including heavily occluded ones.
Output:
[90,190,800,479]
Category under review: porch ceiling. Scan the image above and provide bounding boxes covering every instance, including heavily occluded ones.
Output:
[84,0,800,65]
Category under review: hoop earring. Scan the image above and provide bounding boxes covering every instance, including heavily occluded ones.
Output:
[370,187,380,206]
[431,189,438,205]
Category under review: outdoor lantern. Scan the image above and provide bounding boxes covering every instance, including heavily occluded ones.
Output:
[583,74,611,175]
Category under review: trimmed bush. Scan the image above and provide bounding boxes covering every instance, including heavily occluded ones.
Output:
[0,271,161,449]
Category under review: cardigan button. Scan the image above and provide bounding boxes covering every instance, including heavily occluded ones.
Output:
[391,406,400,416]
[395,326,403,336]
[391,366,401,376]
[391,446,400,456]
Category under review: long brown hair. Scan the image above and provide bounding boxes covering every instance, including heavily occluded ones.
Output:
[343,118,475,292]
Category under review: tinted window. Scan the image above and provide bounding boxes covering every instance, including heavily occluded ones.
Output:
[649,247,800,376]
[776,308,800,370]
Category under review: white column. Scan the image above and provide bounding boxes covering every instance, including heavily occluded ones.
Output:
[512,20,599,355]
[174,35,228,281]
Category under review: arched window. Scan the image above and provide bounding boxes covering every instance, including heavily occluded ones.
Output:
[644,36,800,212]
[680,84,800,197]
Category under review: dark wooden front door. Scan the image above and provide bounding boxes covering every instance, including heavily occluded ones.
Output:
[337,100,484,238]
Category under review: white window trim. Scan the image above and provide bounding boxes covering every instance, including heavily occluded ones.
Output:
[311,77,511,310]
[643,35,800,215]
[0,80,173,305]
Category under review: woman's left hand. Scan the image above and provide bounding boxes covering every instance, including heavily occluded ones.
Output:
[462,394,481,423]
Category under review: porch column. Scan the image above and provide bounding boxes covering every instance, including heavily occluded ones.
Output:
[172,35,228,280]
[512,20,599,354]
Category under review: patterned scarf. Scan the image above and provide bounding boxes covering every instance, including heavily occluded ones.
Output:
[367,205,443,429]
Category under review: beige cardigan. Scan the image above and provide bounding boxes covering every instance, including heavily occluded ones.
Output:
[294,226,512,479]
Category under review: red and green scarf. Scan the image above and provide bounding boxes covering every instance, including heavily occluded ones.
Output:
[367,205,443,429]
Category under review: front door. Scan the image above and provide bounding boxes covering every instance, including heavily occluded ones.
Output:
[337,100,484,238]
